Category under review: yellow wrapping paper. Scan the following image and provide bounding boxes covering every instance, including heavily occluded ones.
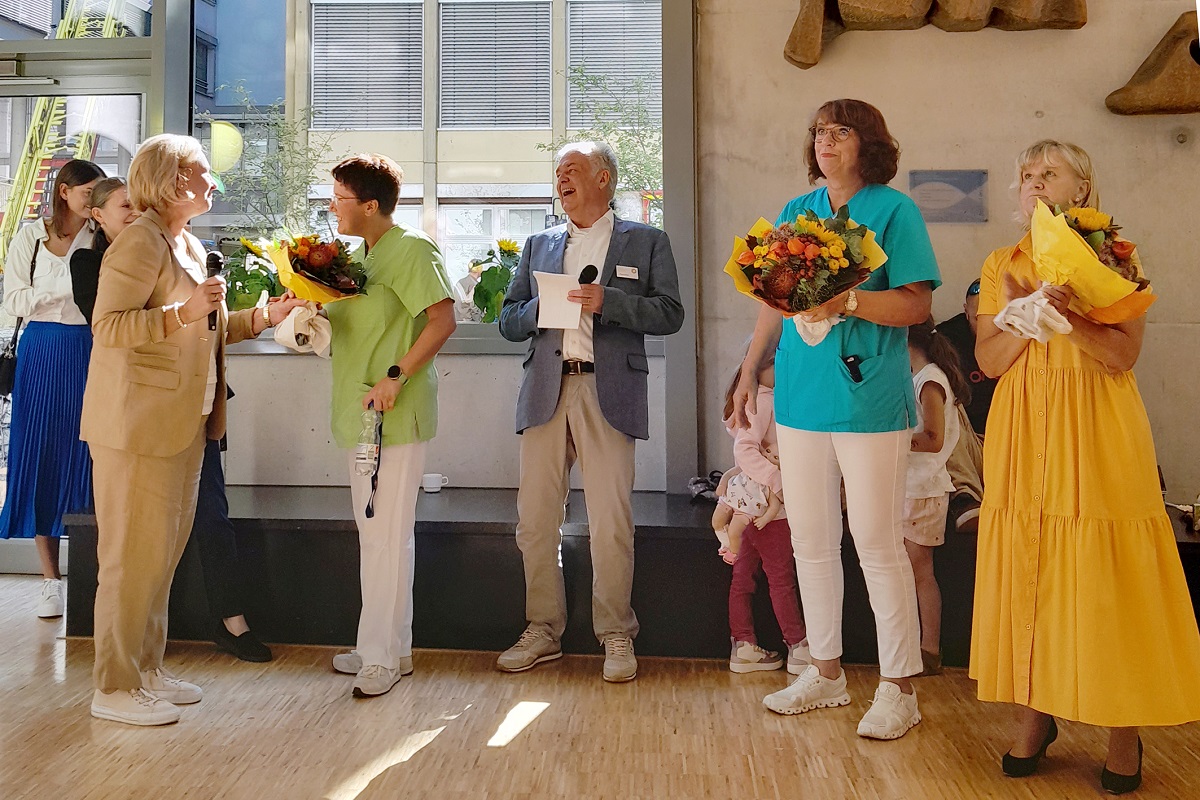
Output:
[266,242,355,305]
[1029,201,1154,323]
[723,217,888,314]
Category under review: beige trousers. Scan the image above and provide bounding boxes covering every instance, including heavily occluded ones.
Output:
[516,374,638,642]
[91,423,207,692]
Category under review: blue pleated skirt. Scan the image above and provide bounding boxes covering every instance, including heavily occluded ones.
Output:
[0,321,93,539]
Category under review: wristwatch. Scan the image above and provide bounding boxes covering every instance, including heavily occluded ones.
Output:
[844,289,859,316]
[386,365,408,385]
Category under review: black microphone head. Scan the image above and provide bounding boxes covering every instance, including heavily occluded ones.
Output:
[578,264,598,284]
[206,251,224,278]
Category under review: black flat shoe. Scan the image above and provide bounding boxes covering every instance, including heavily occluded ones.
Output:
[214,626,273,663]
[1101,736,1142,795]
[1002,717,1058,777]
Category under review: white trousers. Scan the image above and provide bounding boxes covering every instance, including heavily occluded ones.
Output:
[347,441,426,669]
[776,425,922,679]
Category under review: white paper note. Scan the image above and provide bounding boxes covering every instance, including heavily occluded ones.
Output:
[533,271,583,329]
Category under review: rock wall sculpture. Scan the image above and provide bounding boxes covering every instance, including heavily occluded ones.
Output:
[1106,12,1200,115]
[786,0,1088,69]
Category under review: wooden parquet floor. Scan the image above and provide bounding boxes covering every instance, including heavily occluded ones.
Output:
[0,575,1195,800]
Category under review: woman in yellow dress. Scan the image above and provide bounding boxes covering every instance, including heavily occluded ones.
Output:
[970,140,1200,794]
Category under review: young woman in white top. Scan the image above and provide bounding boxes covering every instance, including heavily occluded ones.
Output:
[904,317,970,676]
[0,159,105,618]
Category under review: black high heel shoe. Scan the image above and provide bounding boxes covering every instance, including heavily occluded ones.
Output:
[1101,736,1142,795]
[1002,716,1058,777]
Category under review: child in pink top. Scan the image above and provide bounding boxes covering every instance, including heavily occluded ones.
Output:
[716,357,809,674]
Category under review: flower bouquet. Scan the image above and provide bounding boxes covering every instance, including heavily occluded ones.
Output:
[1029,201,1154,324]
[266,234,365,305]
[724,206,887,316]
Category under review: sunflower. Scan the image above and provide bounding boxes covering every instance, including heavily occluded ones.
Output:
[1066,207,1113,233]
[497,238,519,254]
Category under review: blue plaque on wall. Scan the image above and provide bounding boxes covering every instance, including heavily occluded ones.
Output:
[909,170,988,223]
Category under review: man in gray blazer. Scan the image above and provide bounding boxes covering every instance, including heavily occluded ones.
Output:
[497,141,684,682]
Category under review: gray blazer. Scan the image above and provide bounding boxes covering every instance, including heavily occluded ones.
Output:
[499,216,684,440]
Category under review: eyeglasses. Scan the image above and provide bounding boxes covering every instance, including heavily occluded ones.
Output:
[967,280,981,297]
[331,194,362,204]
[808,125,854,143]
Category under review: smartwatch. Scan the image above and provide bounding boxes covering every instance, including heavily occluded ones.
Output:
[387,365,407,385]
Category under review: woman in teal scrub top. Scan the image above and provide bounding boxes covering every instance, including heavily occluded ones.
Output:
[732,99,940,741]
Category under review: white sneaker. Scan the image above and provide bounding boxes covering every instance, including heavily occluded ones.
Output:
[140,668,202,705]
[763,664,851,715]
[786,640,812,675]
[334,651,413,677]
[729,639,782,673]
[36,578,63,619]
[333,651,362,675]
[91,688,180,726]
[856,682,921,740]
[352,664,403,697]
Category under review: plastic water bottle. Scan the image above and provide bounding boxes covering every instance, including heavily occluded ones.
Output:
[354,406,382,477]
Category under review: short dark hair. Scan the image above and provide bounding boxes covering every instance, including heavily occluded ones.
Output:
[331,154,403,215]
[804,99,900,186]
[50,159,106,235]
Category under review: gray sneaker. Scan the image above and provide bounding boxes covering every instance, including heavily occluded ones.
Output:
[352,664,404,697]
[602,636,637,683]
[334,651,413,677]
[496,628,562,673]
[729,639,782,673]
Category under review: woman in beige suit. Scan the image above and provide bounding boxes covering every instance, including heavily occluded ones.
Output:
[81,134,303,726]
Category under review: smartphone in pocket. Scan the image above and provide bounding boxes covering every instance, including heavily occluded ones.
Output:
[842,354,863,383]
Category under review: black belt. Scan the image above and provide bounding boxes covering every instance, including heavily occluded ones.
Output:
[562,360,595,375]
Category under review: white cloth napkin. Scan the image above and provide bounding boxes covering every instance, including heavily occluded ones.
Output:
[274,302,332,358]
[793,315,844,346]
[993,287,1073,343]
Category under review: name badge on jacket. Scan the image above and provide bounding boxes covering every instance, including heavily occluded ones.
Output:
[616,266,639,279]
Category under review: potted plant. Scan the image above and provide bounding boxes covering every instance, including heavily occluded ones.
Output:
[470,238,522,323]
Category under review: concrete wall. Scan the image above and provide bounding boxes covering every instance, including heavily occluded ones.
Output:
[695,0,1200,500]
[224,346,667,491]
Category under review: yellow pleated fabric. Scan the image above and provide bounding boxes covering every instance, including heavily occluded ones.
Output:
[969,238,1200,727]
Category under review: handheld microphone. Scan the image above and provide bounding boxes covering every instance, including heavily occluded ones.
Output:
[578,264,598,285]
[206,251,224,331]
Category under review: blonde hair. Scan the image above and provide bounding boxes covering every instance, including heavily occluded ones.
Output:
[127,134,206,212]
[88,177,127,212]
[1013,139,1100,210]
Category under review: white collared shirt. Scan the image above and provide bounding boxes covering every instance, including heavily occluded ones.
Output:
[2,219,90,325]
[561,209,614,363]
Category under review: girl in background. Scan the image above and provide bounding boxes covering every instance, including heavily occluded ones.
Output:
[0,159,105,617]
[904,318,969,676]
[720,355,809,675]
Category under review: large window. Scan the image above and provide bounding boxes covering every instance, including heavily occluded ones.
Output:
[311,0,423,130]
[439,0,551,128]
[438,203,548,283]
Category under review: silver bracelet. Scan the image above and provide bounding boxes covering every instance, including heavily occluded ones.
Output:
[172,303,188,328]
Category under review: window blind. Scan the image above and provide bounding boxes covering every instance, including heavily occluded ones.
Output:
[567,0,661,128]
[439,1,551,129]
[312,1,423,130]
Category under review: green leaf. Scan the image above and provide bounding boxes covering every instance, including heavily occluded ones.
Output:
[1086,230,1106,252]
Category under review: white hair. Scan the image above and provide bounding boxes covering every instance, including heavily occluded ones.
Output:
[554,140,619,202]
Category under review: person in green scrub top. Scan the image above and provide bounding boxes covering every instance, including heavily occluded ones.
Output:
[320,154,456,699]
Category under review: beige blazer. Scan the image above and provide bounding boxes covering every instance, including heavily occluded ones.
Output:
[80,209,256,458]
